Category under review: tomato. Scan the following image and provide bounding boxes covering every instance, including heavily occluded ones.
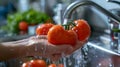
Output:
[36,23,54,35]
[47,25,77,46]
[21,60,46,67]
[30,59,46,67]
[19,21,28,31]
[48,64,56,67]
[21,61,30,67]
[48,64,64,67]
[72,19,91,41]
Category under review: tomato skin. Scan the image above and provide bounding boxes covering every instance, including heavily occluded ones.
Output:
[48,64,56,67]
[30,59,46,67]
[21,62,30,67]
[47,25,77,46]
[19,21,28,31]
[72,19,91,41]
[48,64,64,67]
[21,60,46,67]
[36,23,54,35]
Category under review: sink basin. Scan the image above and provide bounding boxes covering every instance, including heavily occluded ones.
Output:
[82,32,120,67]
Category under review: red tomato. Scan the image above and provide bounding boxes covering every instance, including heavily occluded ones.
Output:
[48,64,64,67]
[21,62,30,67]
[48,64,56,67]
[30,59,46,67]
[47,25,77,46]
[19,21,28,31]
[36,23,54,35]
[72,19,91,41]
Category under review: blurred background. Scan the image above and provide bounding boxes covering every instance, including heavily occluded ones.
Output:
[0,0,120,37]
[0,0,120,67]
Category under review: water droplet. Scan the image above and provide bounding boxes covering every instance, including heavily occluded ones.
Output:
[68,59,72,66]
[97,63,102,67]
[109,63,113,67]
[62,55,67,67]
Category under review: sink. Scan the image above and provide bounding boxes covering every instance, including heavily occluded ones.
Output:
[81,32,120,67]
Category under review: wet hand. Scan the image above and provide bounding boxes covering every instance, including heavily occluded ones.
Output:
[28,35,87,61]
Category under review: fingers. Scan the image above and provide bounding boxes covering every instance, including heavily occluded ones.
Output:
[73,40,87,52]
[30,35,47,40]
[36,35,47,39]
[28,35,88,61]
[43,53,62,61]
[42,45,73,61]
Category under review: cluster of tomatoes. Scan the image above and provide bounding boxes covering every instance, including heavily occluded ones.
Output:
[36,19,91,46]
[21,19,91,67]
[21,59,64,67]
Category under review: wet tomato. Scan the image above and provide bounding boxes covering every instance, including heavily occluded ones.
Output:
[30,59,46,67]
[21,61,30,67]
[48,64,56,67]
[21,59,46,67]
[36,23,54,35]
[72,19,91,41]
[47,25,77,46]
[19,21,28,31]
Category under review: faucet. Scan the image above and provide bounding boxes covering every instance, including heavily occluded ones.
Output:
[63,1,120,52]
[63,1,120,24]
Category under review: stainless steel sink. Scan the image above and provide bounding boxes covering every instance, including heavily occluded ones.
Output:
[84,32,120,67]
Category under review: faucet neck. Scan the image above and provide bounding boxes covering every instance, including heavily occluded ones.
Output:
[63,1,120,24]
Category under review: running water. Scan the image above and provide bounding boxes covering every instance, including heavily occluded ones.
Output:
[35,36,47,57]
[52,46,88,67]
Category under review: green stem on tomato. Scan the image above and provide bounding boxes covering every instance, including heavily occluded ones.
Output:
[70,22,76,27]
[62,20,76,30]
[62,25,69,30]
[67,25,69,30]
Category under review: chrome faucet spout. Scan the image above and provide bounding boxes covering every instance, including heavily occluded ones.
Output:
[63,1,120,24]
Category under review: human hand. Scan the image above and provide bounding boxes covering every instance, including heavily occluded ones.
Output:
[27,35,87,61]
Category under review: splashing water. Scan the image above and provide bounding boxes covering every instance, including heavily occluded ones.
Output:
[34,36,47,57]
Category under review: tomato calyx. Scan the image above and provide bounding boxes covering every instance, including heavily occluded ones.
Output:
[62,20,76,30]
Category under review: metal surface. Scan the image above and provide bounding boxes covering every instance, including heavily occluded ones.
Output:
[84,34,120,67]
[63,1,120,24]
[62,1,120,67]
